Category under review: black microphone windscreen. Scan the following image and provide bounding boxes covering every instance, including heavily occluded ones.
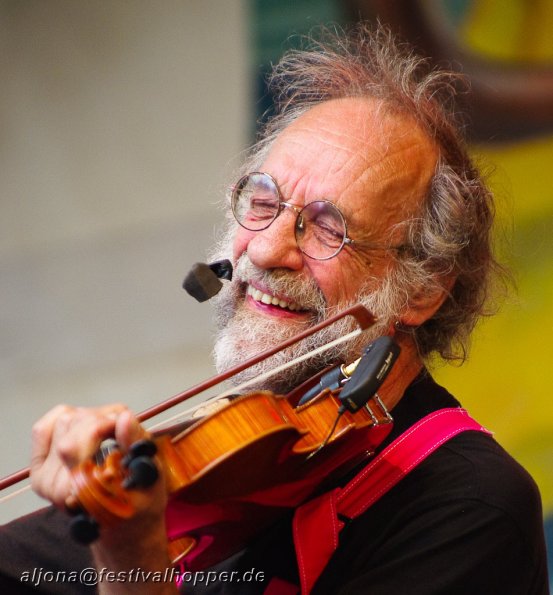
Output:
[183,263,223,302]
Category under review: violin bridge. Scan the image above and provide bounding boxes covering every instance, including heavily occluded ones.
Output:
[364,392,393,426]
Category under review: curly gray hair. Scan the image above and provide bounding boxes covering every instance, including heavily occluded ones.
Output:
[240,23,508,361]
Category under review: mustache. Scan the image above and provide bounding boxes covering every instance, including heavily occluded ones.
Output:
[234,254,327,316]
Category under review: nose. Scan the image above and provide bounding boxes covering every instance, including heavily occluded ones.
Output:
[245,207,304,271]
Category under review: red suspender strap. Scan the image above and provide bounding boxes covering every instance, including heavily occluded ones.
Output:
[292,408,491,594]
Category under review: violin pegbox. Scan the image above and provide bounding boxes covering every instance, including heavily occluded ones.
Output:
[67,438,159,544]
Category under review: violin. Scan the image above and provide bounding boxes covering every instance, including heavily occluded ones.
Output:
[0,304,397,572]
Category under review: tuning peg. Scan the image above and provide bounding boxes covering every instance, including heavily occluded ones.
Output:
[122,456,159,490]
[69,512,100,544]
[121,439,157,468]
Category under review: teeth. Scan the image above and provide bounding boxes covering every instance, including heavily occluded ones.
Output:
[247,285,300,312]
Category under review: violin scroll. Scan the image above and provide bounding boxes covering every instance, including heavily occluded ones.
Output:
[67,438,160,544]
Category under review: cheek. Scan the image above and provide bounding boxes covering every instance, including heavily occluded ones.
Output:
[231,229,369,308]
[318,278,352,306]
[316,256,377,306]
[309,262,358,307]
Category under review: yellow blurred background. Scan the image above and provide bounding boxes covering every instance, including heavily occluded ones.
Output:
[254,0,553,579]
[253,0,553,524]
[434,0,553,518]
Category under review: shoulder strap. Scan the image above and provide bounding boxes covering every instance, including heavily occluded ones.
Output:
[292,408,491,594]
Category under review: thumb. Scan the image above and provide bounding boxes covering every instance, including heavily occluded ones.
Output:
[114,410,149,452]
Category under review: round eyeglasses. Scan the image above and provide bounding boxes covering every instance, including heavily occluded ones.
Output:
[231,172,355,260]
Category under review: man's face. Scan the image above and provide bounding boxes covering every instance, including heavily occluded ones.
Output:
[212,97,438,392]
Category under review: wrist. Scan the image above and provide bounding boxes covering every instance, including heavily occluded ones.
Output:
[91,520,176,594]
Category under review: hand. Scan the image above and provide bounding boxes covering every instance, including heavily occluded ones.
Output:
[31,404,128,506]
[30,404,174,593]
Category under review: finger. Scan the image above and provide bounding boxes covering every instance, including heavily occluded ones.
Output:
[114,409,149,451]
[54,411,119,468]
[30,403,130,472]
[30,404,76,473]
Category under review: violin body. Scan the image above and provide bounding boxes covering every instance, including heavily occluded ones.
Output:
[70,386,393,571]
[0,304,389,571]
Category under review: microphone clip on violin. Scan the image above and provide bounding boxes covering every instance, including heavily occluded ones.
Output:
[298,335,400,412]
[300,336,399,457]
[338,336,400,414]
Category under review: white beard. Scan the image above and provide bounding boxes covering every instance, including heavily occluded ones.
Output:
[210,248,401,395]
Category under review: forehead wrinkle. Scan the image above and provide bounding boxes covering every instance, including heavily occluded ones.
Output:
[261,97,437,244]
[265,99,385,196]
[294,114,434,199]
[267,135,360,203]
[336,147,437,248]
[274,132,382,205]
[334,135,435,208]
[278,126,364,171]
[354,137,435,193]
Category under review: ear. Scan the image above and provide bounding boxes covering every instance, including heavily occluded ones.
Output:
[398,275,456,327]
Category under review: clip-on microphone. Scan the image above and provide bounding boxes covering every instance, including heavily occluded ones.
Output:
[297,336,400,411]
[183,259,233,302]
[338,336,400,413]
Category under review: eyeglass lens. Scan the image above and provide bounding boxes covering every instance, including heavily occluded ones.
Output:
[232,172,348,260]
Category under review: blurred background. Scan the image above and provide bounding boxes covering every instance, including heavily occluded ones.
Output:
[1,0,551,583]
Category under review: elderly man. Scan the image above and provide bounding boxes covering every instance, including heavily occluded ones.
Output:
[0,24,549,595]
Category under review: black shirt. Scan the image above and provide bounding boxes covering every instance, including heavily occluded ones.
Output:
[0,373,549,594]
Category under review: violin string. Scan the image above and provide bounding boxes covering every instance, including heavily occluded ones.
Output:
[0,323,367,507]
[149,328,362,435]
[217,328,362,401]
[147,328,363,435]
[0,483,32,505]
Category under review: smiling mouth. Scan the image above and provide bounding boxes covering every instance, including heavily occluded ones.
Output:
[246,284,304,312]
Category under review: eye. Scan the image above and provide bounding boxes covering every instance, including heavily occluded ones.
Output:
[312,219,344,247]
[231,172,283,232]
[248,194,280,221]
[302,202,346,249]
